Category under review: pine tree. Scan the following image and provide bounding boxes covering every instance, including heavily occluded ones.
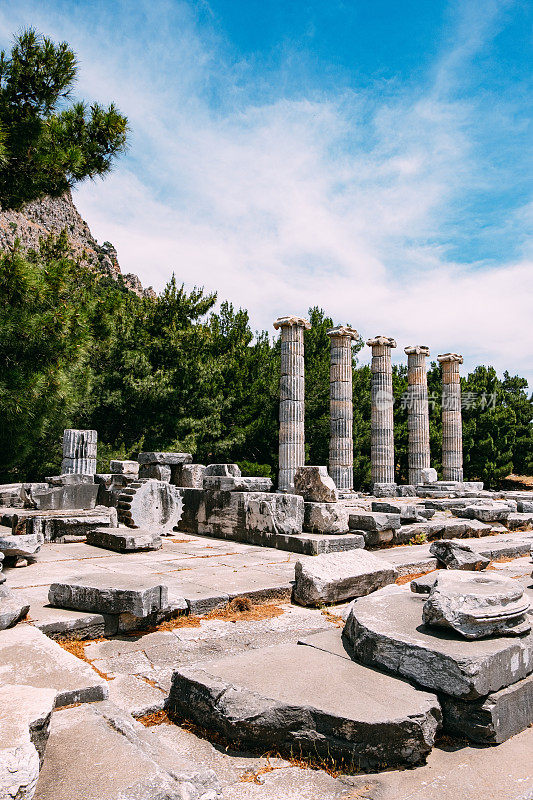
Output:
[0,29,128,210]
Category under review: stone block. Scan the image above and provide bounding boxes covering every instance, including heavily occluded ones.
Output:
[138,464,171,481]
[33,701,221,800]
[293,466,338,502]
[30,483,98,511]
[423,571,530,639]
[517,500,533,513]
[371,501,401,514]
[0,684,56,800]
[293,549,398,606]
[166,642,441,769]
[12,508,117,542]
[171,463,205,488]
[0,533,43,559]
[45,474,94,486]
[348,510,401,532]
[460,504,511,523]
[274,532,365,555]
[429,539,490,570]
[410,571,441,594]
[197,490,303,539]
[344,585,533,698]
[0,624,108,707]
[398,485,417,497]
[0,586,30,630]
[203,475,272,492]
[303,502,349,533]
[507,512,533,531]
[86,527,162,552]
[137,452,192,465]
[48,575,168,618]
[441,671,533,744]
[421,468,438,484]
[204,463,241,477]
[117,480,183,533]
[109,460,139,476]
[372,482,398,497]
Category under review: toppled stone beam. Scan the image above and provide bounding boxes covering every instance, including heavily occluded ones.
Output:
[274,315,311,492]
[404,345,431,486]
[367,336,397,490]
[438,353,464,482]
[327,325,358,491]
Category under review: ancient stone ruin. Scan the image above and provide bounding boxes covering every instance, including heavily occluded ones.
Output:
[0,314,532,799]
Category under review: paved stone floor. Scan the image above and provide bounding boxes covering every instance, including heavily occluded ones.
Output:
[2,530,532,799]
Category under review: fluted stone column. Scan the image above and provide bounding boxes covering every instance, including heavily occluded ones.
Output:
[438,353,464,482]
[367,336,397,488]
[327,326,358,491]
[404,345,431,486]
[61,429,97,475]
[274,316,311,492]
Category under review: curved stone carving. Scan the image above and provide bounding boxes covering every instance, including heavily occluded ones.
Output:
[423,571,531,639]
[117,480,183,534]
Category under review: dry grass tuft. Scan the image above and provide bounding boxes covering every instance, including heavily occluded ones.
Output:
[320,608,344,627]
[396,569,436,586]
[137,709,170,727]
[57,637,113,680]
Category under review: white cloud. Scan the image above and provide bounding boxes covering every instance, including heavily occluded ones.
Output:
[1,0,531,384]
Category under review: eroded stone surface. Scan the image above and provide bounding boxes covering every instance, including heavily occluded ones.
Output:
[166,642,441,770]
[86,527,162,553]
[344,585,533,698]
[422,571,531,639]
[0,624,108,706]
[0,533,43,559]
[293,550,398,606]
[293,466,338,503]
[203,476,272,492]
[441,670,533,743]
[137,452,192,465]
[117,480,183,533]
[303,502,349,534]
[429,539,490,570]
[0,684,56,800]
[0,585,30,630]
[48,575,168,618]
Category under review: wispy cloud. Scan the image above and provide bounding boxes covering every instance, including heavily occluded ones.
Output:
[1,0,531,382]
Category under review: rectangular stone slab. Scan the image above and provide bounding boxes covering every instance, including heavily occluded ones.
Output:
[48,575,168,618]
[293,549,398,606]
[0,624,108,707]
[441,671,533,744]
[166,642,441,769]
[86,527,162,552]
[344,585,533,699]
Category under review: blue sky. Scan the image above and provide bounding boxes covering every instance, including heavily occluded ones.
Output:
[1,0,532,381]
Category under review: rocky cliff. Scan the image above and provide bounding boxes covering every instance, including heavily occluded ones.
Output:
[0,191,154,298]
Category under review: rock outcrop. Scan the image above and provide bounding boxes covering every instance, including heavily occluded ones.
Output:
[0,191,155,298]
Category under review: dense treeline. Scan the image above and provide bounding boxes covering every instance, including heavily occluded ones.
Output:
[1,234,531,488]
[0,30,531,489]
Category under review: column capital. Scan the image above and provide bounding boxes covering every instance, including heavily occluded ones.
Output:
[437,352,463,364]
[273,315,311,330]
[404,345,430,356]
[327,325,359,340]
[367,335,396,348]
